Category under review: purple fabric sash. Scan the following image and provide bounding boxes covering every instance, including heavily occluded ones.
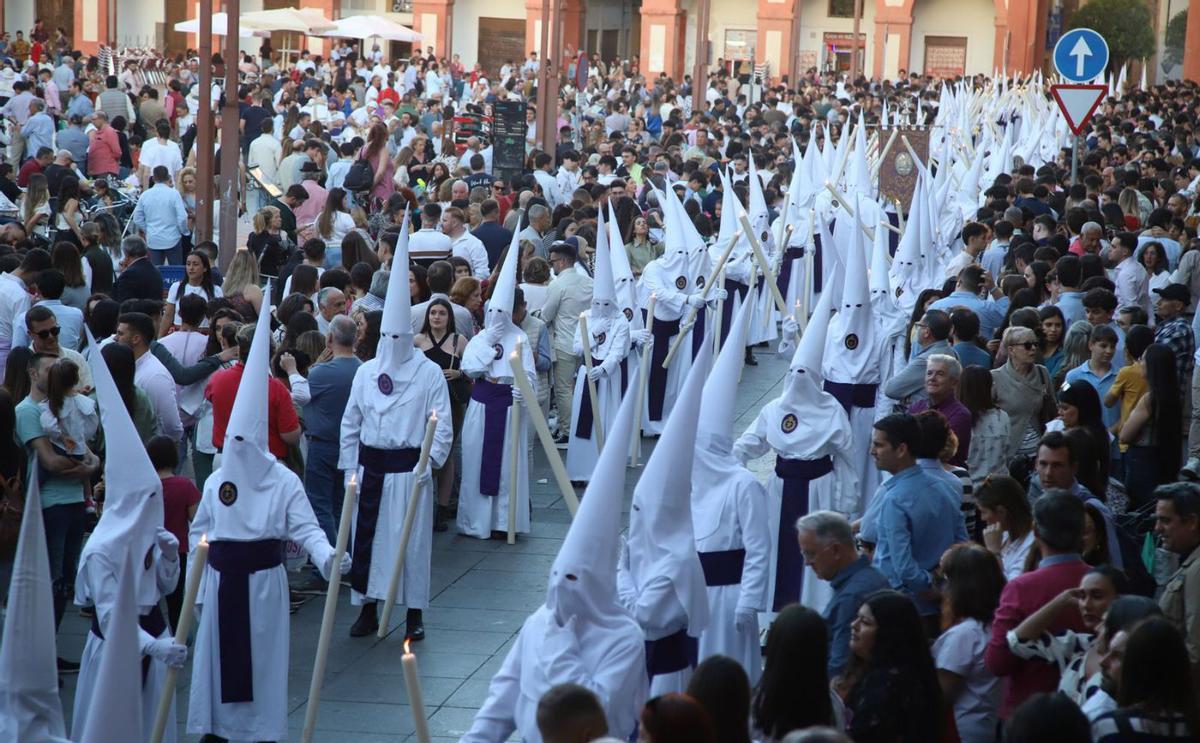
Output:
[207,539,285,703]
[886,209,900,255]
[718,278,751,347]
[471,378,513,495]
[645,626,699,678]
[813,231,824,293]
[772,455,834,611]
[350,444,420,595]
[573,356,628,440]
[775,246,806,301]
[91,604,166,684]
[646,314,682,422]
[699,548,746,587]
[822,380,878,416]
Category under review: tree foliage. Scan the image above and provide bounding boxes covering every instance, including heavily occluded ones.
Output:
[1066,0,1157,68]
[1165,9,1187,66]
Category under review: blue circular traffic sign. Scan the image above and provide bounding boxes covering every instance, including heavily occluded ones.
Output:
[1053,28,1109,83]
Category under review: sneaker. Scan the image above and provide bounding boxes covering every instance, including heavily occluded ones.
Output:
[554,433,569,448]
[79,605,95,619]
[57,657,80,674]
[289,590,307,614]
[291,574,328,595]
[1183,458,1200,481]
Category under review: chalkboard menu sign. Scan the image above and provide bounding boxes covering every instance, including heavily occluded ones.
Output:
[491,101,527,184]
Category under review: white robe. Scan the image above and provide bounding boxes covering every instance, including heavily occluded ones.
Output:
[565,312,631,481]
[637,260,693,435]
[338,353,453,607]
[734,398,858,617]
[71,553,180,743]
[616,568,693,697]
[186,463,336,742]
[462,607,647,742]
[691,447,771,685]
[456,330,537,539]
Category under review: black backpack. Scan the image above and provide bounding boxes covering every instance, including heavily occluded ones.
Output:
[343,147,374,192]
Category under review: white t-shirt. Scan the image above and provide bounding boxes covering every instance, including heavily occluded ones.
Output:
[933,618,1002,743]
[1000,529,1036,580]
[139,138,184,177]
[166,282,222,326]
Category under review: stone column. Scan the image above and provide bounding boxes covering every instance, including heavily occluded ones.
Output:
[414,0,455,58]
[640,0,684,79]
[757,0,801,84]
[74,0,113,57]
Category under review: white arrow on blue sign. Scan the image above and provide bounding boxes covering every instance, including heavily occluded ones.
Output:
[1052,28,1109,83]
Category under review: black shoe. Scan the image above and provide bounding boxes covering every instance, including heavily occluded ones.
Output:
[406,608,425,641]
[554,433,569,448]
[57,657,80,674]
[433,505,449,532]
[744,348,758,366]
[350,602,379,637]
[199,735,229,743]
[288,590,307,614]
[79,605,95,619]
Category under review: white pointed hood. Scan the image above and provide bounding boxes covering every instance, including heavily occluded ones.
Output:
[606,203,642,330]
[78,329,165,607]
[698,294,753,454]
[487,222,522,335]
[823,197,878,384]
[847,112,872,197]
[779,289,847,436]
[545,378,640,630]
[78,553,143,743]
[0,477,69,743]
[591,208,618,318]
[628,332,712,637]
[746,154,775,255]
[651,182,690,278]
[377,211,414,369]
[220,284,276,485]
[817,209,845,311]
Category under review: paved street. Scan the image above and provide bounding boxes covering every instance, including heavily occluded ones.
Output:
[57,347,789,742]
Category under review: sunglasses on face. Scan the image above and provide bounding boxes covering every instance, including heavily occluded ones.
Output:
[1010,341,1037,351]
[34,326,61,339]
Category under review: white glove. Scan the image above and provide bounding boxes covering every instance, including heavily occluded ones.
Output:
[155,528,179,562]
[145,637,188,669]
[710,288,728,302]
[686,293,708,309]
[631,329,652,347]
[781,316,799,337]
[734,607,757,633]
[587,365,604,381]
[484,324,503,344]
[618,536,630,572]
[512,385,524,403]
[320,551,353,581]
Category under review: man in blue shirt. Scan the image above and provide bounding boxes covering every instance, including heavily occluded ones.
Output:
[64,80,93,122]
[929,264,1008,340]
[1064,325,1120,428]
[883,309,956,406]
[20,98,56,160]
[798,510,888,677]
[868,413,965,630]
[11,270,84,352]
[1054,254,1087,328]
[301,315,362,550]
[130,166,191,266]
[949,308,993,371]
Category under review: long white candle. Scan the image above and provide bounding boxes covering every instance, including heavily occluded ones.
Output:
[150,537,208,743]
[303,477,358,742]
[378,413,438,638]
[508,344,579,514]
[506,401,521,545]
[712,265,725,357]
[402,639,432,743]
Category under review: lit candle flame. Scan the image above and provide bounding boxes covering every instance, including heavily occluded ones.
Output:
[349,474,357,488]
[404,638,412,654]
[200,533,209,547]
[429,410,438,422]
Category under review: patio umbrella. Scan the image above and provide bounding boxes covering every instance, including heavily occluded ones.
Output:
[316,15,423,43]
[240,7,337,34]
[174,13,269,38]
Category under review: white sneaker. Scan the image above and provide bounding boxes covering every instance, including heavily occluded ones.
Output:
[1182,458,1200,480]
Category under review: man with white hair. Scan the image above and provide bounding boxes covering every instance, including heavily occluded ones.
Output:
[443,206,490,279]
[316,287,346,335]
[1072,221,1106,256]
[795,511,887,677]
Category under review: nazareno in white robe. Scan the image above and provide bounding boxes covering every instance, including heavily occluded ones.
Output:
[186,462,336,742]
[456,328,536,539]
[461,606,647,743]
[71,550,180,743]
[691,441,772,685]
[734,394,858,618]
[637,259,693,436]
[565,310,631,482]
[338,351,453,608]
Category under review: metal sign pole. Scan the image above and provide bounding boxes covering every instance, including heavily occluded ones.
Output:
[1071,133,1080,186]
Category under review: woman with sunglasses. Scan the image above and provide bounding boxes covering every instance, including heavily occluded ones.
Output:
[991,325,1055,458]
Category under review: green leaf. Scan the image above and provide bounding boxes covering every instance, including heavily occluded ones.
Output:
[1066,0,1157,70]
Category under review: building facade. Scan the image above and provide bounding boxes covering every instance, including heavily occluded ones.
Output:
[3,0,1198,82]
